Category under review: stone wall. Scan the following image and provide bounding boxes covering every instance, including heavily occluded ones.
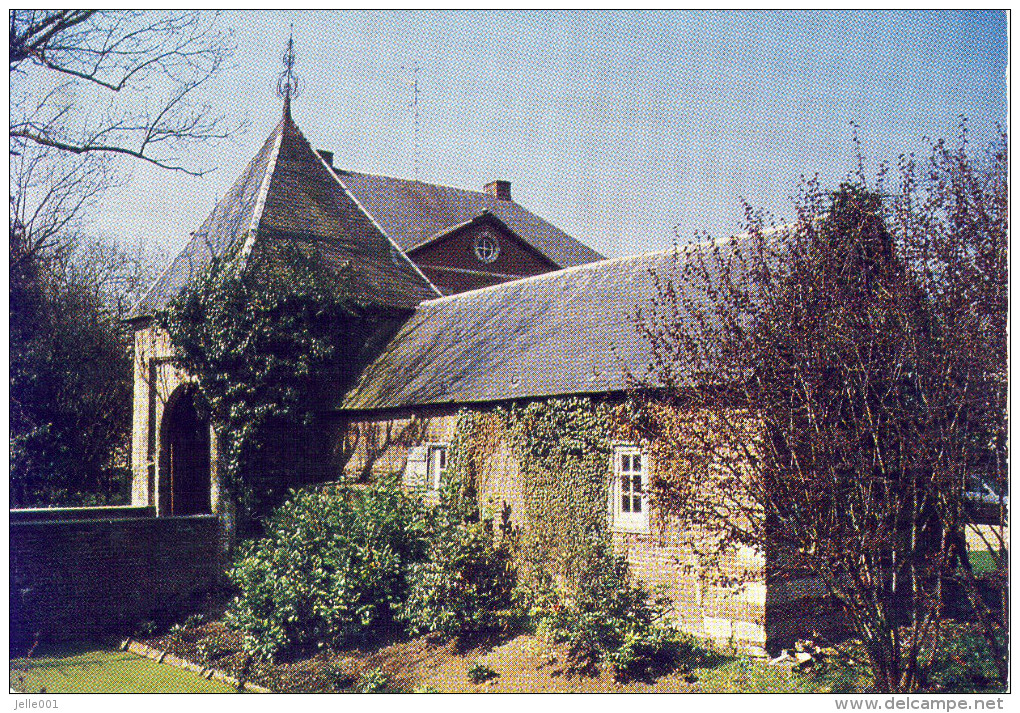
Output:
[340,407,460,481]
[341,406,771,653]
[130,323,224,516]
[10,509,224,649]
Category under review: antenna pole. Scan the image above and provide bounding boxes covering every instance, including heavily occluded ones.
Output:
[403,60,421,181]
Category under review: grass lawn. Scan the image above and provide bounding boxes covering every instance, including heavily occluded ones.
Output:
[9,644,237,693]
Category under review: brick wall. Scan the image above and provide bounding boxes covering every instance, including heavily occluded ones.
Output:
[10,511,224,648]
[409,219,557,295]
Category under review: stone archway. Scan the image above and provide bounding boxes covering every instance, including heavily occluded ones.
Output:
[159,386,211,516]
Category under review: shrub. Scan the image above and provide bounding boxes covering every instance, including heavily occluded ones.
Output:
[356,667,390,693]
[606,625,713,683]
[225,482,431,661]
[467,660,499,684]
[400,517,517,639]
[924,622,1004,693]
[520,546,708,681]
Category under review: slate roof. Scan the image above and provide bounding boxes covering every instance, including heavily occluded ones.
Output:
[332,170,604,269]
[129,105,439,319]
[340,240,735,411]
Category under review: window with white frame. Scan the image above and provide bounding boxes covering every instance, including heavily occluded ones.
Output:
[426,444,448,490]
[612,445,649,532]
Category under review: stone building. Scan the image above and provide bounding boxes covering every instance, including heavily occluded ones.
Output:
[128,97,808,654]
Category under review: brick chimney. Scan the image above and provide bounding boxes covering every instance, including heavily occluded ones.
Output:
[316,149,334,167]
[483,180,511,201]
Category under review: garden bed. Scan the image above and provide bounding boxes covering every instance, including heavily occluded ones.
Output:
[136,621,817,693]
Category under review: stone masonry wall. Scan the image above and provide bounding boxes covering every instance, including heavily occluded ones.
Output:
[130,323,223,517]
[10,510,224,649]
[341,407,769,652]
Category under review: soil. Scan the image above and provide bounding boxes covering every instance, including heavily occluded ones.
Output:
[141,622,705,693]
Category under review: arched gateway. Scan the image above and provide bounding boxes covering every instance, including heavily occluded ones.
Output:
[158,386,211,516]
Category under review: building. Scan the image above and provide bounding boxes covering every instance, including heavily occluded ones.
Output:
[127,98,808,655]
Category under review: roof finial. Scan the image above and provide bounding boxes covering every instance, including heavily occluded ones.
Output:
[277,26,300,117]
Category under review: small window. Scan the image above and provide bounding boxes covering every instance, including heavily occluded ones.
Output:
[612,446,650,533]
[427,444,448,490]
[473,232,500,264]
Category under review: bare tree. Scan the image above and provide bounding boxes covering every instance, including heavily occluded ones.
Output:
[9,10,234,505]
[628,130,1007,692]
[892,127,1009,685]
[9,142,114,268]
[10,10,238,175]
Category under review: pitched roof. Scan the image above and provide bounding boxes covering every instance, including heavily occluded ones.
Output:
[129,106,439,319]
[332,170,604,269]
[340,243,731,411]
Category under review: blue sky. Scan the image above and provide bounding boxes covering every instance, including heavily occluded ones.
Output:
[99,10,1008,260]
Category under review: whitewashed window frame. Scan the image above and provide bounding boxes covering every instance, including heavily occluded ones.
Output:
[426,443,448,491]
[610,444,650,533]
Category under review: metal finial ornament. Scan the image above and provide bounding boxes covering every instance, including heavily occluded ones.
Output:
[277,29,300,103]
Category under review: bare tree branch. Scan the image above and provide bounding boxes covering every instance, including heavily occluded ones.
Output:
[10,10,241,173]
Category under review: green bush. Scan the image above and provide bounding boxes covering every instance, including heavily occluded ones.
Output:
[606,625,712,683]
[356,667,390,693]
[400,517,517,639]
[520,546,706,681]
[467,660,499,684]
[925,622,1005,693]
[225,482,431,661]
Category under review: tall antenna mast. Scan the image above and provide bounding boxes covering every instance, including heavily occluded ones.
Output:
[401,60,421,181]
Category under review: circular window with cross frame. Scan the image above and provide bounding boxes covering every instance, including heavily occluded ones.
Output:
[473,231,500,264]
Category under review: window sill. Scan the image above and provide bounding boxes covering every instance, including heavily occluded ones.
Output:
[612,522,650,535]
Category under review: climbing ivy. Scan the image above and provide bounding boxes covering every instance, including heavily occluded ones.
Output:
[440,398,702,679]
[504,398,616,587]
[156,241,389,523]
[443,397,617,590]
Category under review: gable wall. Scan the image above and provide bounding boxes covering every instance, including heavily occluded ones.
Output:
[409,221,559,295]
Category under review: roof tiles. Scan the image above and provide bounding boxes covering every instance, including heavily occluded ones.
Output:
[129,110,438,318]
[334,170,604,269]
[340,245,721,411]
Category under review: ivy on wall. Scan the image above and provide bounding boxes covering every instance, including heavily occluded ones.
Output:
[156,241,397,524]
[443,397,619,590]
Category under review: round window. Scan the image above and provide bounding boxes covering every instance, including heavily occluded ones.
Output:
[473,232,500,264]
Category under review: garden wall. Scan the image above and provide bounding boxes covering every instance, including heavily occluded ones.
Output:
[10,508,224,650]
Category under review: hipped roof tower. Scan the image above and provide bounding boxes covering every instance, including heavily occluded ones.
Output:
[130,36,438,320]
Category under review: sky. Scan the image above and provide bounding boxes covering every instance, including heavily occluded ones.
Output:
[96,10,1008,261]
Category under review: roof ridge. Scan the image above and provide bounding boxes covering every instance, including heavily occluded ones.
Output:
[127,119,287,319]
[237,116,287,264]
[335,168,495,199]
[416,238,729,308]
